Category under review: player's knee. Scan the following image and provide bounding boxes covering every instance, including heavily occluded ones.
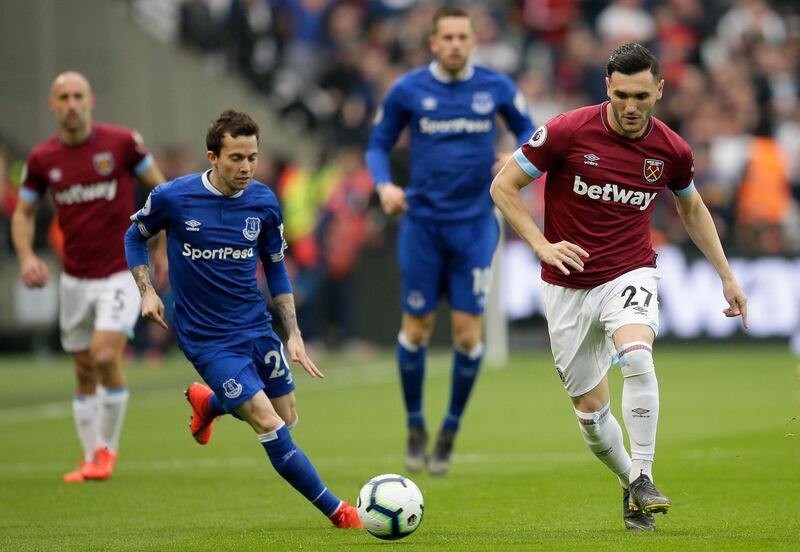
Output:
[618,342,655,378]
[399,329,429,349]
[74,362,96,390]
[453,331,481,352]
[90,347,118,371]
[248,409,285,435]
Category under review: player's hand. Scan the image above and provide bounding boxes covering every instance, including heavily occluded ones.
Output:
[19,255,49,288]
[535,240,589,275]
[721,277,748,330]
[286,331,325,378]
[141,289,169,330]
[378,183,407,215]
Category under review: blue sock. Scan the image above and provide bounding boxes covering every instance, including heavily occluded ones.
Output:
[397,333,426,428]
[444,344,484,431]
[259,424,341,516]
[208,393,226,417]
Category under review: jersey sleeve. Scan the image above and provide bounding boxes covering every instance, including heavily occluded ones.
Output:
[130,183,171,237]
[125,129,155,177]
[497,76,535,146]
[668,141,696,197]
[365,81,411,187]
[513,113,571,179]
[19,152,47,203]
[259,202,292,296]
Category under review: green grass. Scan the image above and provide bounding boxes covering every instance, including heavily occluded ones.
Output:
[0,343,798,550]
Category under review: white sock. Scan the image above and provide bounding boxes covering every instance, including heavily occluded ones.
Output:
[72,394,98,462]
[575,403,632,488]
[621,368,659,483]
[97,386,129,453]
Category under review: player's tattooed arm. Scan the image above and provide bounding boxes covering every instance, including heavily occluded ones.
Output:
[131,265,154,297]
[273,293,300,335]
[273,293,324,378]
[131,264,169,330]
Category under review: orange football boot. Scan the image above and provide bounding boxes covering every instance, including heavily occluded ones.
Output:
[329,501,363,529]
[63,461,92,483]
[185,383,217,445]
[82,447,117,480]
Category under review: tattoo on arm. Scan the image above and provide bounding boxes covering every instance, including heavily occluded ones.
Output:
[273,294,300,335]
[131,265,153,297]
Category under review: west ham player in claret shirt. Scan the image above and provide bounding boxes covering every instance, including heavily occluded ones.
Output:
[491,44,747,532]
[12,71,166,482]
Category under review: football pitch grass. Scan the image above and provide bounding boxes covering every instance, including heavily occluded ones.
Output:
[0,343,798,551]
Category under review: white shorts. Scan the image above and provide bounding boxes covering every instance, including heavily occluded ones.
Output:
[59,270,141,352]
[542,267,660,397]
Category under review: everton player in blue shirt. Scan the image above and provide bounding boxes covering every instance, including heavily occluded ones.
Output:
[124,110,361,529]
[365,6,534,475]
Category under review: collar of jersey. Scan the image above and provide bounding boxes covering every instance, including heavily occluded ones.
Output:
[429,61,474,83]
[202,169,244,198]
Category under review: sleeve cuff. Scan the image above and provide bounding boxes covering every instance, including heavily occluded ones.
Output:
[513,149,544,179]
[673,180,695,197]
[134,153,154,176]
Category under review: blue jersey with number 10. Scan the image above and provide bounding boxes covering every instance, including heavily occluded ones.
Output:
[128,170,288,355]
[365,63,534,221]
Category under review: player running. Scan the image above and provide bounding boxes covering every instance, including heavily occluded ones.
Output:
[124,109,361,529]
[491,43,748,531]
[13,71,166,482]
[365,6,534,476]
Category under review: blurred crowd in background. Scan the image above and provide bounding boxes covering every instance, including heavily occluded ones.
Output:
[1,0,799,354]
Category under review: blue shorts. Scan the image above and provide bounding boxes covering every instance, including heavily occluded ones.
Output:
[185,331,295,413]
[398,213,499,315]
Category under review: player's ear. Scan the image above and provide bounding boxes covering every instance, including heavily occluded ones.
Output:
[605,76,611,98]
[656,78,664,100]
[89,93,96,111]
[207,151,217,167]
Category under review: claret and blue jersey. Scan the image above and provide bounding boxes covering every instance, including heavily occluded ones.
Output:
[125,170,290,355]
[366,63,534,221]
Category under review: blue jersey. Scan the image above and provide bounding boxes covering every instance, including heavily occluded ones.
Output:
[127,170,289,354]
[365,63,534,221]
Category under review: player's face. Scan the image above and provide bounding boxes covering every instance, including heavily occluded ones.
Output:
[606,70,664,138]
[208,133,259,195]
[430,16,475,76]
[49,73,94,137]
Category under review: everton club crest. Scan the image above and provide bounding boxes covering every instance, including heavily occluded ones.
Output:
[643,159,664,183]
[93,152,115,176]
[242,217,261,241]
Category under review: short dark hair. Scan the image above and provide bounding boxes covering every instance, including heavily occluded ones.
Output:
[206,109,259,155]
[606,43,661,79]
[431,6,470,34]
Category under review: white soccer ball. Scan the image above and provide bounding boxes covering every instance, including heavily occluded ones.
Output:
[356,473,424,540]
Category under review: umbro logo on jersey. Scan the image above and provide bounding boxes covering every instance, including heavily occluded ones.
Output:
[421,96,438,110]
[185,220,202,231]
[584,154,600,166]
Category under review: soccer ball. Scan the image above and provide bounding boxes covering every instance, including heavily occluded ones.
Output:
[356,474,424,540]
